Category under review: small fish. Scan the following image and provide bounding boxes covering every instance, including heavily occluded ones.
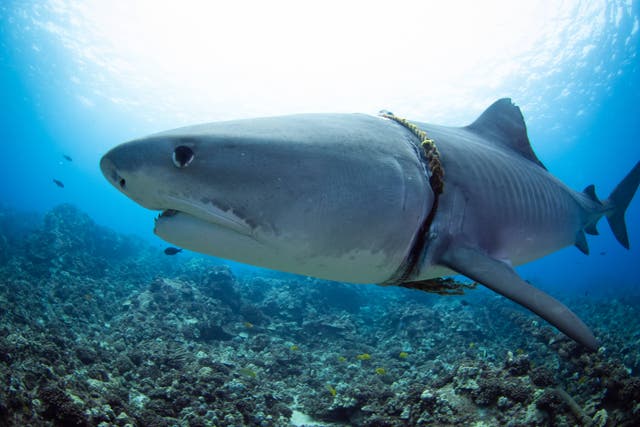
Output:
[599,251,606,256]
[238,368,257,378]
[325,384,337,397]
[53,179,64,188]
[63,154,73,162]
[460,300,470,306]
[163,246,182,255]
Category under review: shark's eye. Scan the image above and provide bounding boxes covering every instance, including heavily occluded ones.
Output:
[172,146,194,168]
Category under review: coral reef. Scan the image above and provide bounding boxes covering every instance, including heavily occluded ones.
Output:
[0,204,639,426]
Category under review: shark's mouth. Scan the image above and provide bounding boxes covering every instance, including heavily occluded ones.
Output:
[153,204,269,266]
[154,196,255,238]
[158,209,179,218]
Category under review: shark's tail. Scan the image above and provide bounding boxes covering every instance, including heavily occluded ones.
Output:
[603,161,640,249]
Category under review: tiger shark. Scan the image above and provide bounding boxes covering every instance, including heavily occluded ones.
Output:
[100,99,640,350]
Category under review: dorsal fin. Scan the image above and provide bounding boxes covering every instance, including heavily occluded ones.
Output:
[466,98,547,170]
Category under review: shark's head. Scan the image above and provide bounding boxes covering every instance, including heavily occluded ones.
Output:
[100,114,433,283]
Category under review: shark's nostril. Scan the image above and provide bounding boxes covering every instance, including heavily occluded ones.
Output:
[100,155,125,189]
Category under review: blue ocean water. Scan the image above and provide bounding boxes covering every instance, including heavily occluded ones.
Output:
[1,2,640,425]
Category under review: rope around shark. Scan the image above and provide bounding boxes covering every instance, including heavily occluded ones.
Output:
[379,110,445,195]
[378,110,472,293]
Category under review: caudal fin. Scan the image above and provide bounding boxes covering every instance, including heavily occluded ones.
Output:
[606,161,640,249]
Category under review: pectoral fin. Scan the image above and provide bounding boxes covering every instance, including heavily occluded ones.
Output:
[440,246,598,350]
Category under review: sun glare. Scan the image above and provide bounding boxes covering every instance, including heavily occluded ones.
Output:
[27,1,627,123]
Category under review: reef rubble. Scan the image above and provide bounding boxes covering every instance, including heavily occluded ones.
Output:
[0,204,639,426]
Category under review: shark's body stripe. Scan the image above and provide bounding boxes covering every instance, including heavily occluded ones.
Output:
[420,127,583,264]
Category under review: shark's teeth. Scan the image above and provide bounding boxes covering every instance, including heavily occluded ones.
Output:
[155,209,179,222]
[160,209,179,218]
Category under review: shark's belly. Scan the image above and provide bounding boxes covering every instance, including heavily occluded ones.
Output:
[492,219,578,266]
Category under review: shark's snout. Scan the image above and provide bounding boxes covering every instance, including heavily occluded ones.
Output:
[100,144,162,210]
[100,153,127,191]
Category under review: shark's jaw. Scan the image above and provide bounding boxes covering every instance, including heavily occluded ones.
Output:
[154,209,244,237]
[153,206,270,265]
[154,196,256,238]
